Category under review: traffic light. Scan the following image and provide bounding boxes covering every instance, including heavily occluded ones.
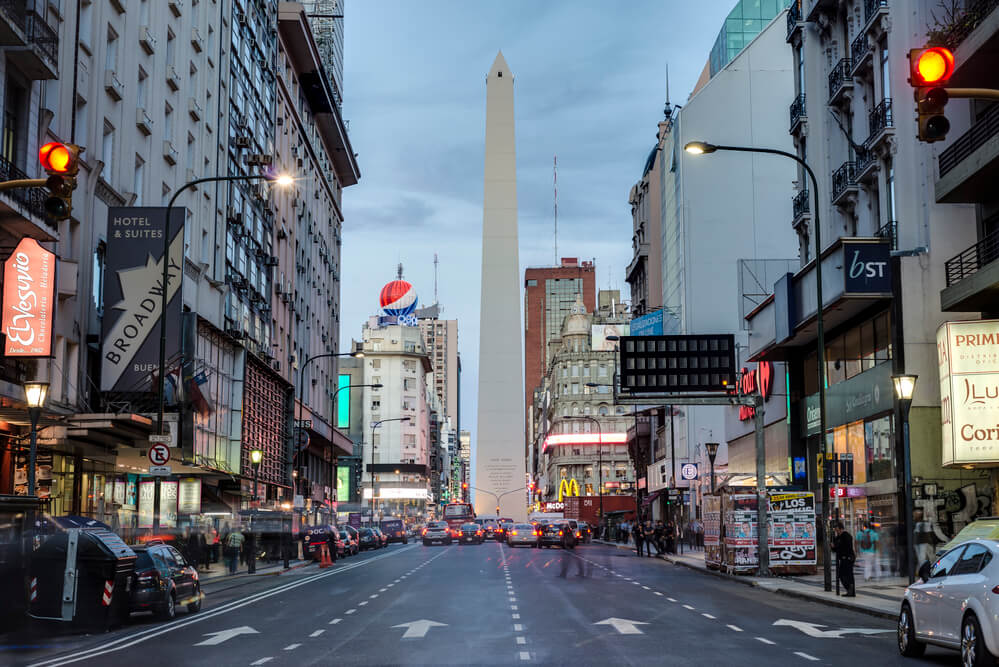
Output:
[38,142,81,221]
[908,47,954,142]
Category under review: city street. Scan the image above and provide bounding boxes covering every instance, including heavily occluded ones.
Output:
[4,542,954,666]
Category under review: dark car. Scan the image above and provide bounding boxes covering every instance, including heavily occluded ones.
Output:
[379,519,409,544]
[358,528,380,551]
[482,521,500,541]
[130,543,202,620]
[373,527,389,548]
[458,523,483,544]
[338,529,358,556]
[301,526,337,562]
[540,522,572,548]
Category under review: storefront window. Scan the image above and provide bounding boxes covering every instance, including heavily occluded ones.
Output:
[865,415,894,481]
[844,327,862,379]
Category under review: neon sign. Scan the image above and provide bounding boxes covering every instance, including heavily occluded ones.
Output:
[738,361,774,421]
[542,432,627,452]
[558,478,580,502]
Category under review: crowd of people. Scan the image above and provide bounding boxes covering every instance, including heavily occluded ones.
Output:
[598,518,706,556]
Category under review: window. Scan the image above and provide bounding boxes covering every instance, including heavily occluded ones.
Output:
[954,544,993,575]
[92,243,106,315]
[404,378,415,391]
[371,359,380,369]
[795,45,805,93]
[163,102,173,141]
[404,434,415,446]
[79,0,92,49]
[598,405,608,416]
[133,156,144,205]
[930,546,966,579]
[879,38,890,100]
[527,279,537,287]
[105,26,119,72]
[101,123,114,181]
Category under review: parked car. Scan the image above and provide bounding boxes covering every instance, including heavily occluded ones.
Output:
[380,519,409,544]
[373,527,389,548]
[458,523,483,545]
[339,528,359,556]
[506,523,540,548]
[130,543,202,620]
[898,538,999,665]
[331,530,346,557]
[423,521,452,546]
[358,528,380,551]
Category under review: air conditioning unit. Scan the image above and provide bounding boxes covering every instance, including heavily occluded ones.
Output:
[226,327,245,340]
[290,146,299,157]
[227,208,243,225]
[245,154,273,166]
[234,136,251,149]
[264,256,278,267]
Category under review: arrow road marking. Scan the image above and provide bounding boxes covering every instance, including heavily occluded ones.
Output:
[594,618,648,635]
[193,626,259,646]
[773,619,893,638]
[393,619,447,639]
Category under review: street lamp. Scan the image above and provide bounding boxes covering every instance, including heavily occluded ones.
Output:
[156,172,296,437]
[565,415,604,522]
[370,417,411,524]
[705,442,720,494]
[23,381,49,497]
[327,381,381,506]
[250,449,263,504]
[893,373,918,584]
[685,139,828,589]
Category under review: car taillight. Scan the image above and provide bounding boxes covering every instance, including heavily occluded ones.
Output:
[992,585,999,594]
[559,530,563,536]
[534,531,539,536]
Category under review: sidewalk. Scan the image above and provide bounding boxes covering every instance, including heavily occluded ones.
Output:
[197,558,314,587]
[594,539,904,619]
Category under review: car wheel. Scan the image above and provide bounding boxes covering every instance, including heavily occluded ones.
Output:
[187,586,202,613]
[159,590,177,620]
[897,604,925,658]
[962,613,992,667]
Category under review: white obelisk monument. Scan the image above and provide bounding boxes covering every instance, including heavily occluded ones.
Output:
[475,52,527,521]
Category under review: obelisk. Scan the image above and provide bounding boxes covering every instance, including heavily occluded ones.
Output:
[475,52,527,521]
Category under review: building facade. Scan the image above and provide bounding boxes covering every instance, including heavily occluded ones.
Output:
[625,142,665,318]
[416,303,459,427]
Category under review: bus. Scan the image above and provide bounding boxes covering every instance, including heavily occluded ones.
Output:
[442,502,475,533]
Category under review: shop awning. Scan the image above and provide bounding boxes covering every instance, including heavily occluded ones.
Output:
[642,490,664,506]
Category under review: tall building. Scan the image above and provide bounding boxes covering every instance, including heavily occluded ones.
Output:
[523,257,595,461]
[709,0,792,77]
[475,52,527,520]
[459,429,471,494]
[415,303,459,427]
[626,145,664,318]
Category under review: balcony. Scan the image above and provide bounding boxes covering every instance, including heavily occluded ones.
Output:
[941,228,999,311]
[163,140,178,165]
[855,141,879,183]
[789,94,806,135]
[863,0,889,31]
[850,32,873,76]
[138,26,156,54]
[877,221,897,251]
[7,11,57,79]
[786,0,804,42]
[936,101,999,203]
[792,189,810,228]
[867,98,894,149]
[831,161,858,207]
[828,58,853,106]
[806,0,837,23]
[0,154,55,240]
[0,0,27,45]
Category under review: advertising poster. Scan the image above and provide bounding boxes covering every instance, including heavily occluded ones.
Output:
[114,479,126,506]
[12,450,53,497]
[704,494,722,569]
[938,319,999,466]
[724,494,758,572]
[125,475,138,509]
[2,237,56,356]
[160,481,178,528]
[767,492,816,566]
[336,465,351,503]
[101,207,185,392]
[138,480,156,528]
[591,323,630,351]
[177,478,201,514]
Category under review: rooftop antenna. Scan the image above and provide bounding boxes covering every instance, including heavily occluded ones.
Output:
[397,262,404,280]
[663,63,673,118]
[553,154,558,265]
[433,252,439,305]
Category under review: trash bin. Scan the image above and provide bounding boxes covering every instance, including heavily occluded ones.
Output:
[29,528,136,631]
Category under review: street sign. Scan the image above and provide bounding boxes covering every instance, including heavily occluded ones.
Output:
[680,463,698,480]
[149,434,172,445]
[148,443,171,465]
[296,419,312,429]
[149,465,172,476]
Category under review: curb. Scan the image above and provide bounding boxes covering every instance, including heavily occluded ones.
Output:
[201,560,315,592]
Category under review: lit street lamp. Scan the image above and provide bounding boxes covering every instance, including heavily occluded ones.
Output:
[685,139,827,589]
[250,449,263,504]
[23,381,49,497]
[893,373,918,584]
[705,442,719,494]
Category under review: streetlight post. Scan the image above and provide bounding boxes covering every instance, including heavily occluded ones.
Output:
[23,381,49,497]
[705,442,719,494]
[250,449,262,504]
[328,382,381,508]
[685,140,829,590]
[156,173,295,438]
[892,374,918,584]
[565,415,604,523]
[370,417,411,525]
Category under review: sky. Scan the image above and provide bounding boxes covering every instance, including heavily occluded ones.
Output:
[340,1,742,454]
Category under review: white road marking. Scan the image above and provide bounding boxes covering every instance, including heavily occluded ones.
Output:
[519,651,530,661]
[727,625,743,632]
[387,583,394,588]
[359,601,369,606]
[682,605,695,610]
[380,588,388,592]
[654,592,664,596]
[514,624,523,631]
[250,659,272,666]
[642,586,650,590]
[310,630,325,637]
[701,613,716,620]
[511,605,518,611]
[667,597,677,602]
[345,609,356,615]
[516,637,526,645]
[755,637,776,645]
[795,652,820,662]
[329,618,342,625]
[369,594,379,599]
[631,581,641,585]
[283,644,301,651]
[512,613,520,619]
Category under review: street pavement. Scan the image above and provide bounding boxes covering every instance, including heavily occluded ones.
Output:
[3,541,964,666]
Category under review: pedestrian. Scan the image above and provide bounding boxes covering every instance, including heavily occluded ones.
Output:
[832,521,856,597]
[186,526,203,570]
[855,521,881,581]
[632,521,645,557]
[913,510,936,573]
[654,521,666,555]
[224,527,245,575]
[665,520,676,554]
[642,521,653,556]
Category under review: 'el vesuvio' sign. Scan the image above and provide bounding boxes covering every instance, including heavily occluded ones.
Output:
[2,237,55,357]
[100,208,184,392]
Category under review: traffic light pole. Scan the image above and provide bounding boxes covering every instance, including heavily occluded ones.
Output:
[0,178,47,191]
[943,87,999,101]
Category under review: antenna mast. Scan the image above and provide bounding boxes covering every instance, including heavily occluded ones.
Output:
[433,252,439,305]
[664,63,673,118]
[553,154,558,265]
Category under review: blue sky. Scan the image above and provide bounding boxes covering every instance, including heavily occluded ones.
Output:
[340,1,743,449]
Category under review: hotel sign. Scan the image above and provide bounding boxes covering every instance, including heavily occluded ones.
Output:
[2,238,55,357]
[939,320,999,466]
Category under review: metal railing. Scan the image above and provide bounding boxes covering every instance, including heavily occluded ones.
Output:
[0,0,26,34]
[0,153,48,222]
[945,228,999,287]
[792,189,810,220]
[855,141,877,175]
[831,161,857,202]
[789,94,806,131]
[869,98,893,138]
[851,32,869,67]
[939,101,999,177]
[786,1,803,39]
[877,221,897,250]
[933,0,999,50]
[25,11,57,63]
[828,58,853,100]
[864,0,888,24]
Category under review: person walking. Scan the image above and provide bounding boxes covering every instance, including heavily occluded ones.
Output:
[186,527,203,571]
[642,521,654,557]
[224,527,245,575]
[832,521,856,597]
[665,520,676,554]
[632,521,645,557]
[856,521,881,581]
[654,521,666,555]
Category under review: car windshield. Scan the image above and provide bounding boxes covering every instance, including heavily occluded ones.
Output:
[515,524,533,530]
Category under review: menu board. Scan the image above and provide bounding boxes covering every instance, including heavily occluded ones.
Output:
[768,492,816,566]
[160,481,178,528]
[12,450,54,497]
[178,479,202,515]
[138,480,156,528]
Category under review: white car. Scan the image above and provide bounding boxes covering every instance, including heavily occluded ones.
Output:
[898,538,999,665]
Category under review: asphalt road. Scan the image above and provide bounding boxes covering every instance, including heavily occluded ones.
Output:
[4,541,967,666]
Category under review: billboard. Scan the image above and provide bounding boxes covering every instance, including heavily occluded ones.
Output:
[619,334,737,392]
[2,237,56,356]
[630,310,663,336]
[939,319,999,466]
[337,374,350,428]
[101,208,185,391]
[336,465,351,502]
[591,323,630,351]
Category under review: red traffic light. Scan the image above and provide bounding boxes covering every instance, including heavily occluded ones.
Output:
[39,142,76,174]
[910,47,954,86]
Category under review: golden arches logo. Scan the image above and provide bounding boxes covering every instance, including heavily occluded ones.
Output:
[558,478,580,501]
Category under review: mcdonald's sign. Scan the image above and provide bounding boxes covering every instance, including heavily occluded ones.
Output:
[558,478,580,502]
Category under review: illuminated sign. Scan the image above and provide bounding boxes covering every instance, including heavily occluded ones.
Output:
[939,319,999,466]
[337,374,350,428]
[2,237,55,357]
[619,334,736,393]
[542,432,627,452]
[738,361,774,421]
[558,478,580,502]
[362,487,429,500]
[336,465,351,501]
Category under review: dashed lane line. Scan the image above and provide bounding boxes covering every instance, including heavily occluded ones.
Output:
[755,638,776,645]
[701,614,716,620]
[309,630,325,637]
[512,613,520,619]
[727,625,743,632]
[250,660,272,666]
[514,624,523,631]
[358,601,369,606]
[283,644,301,651]
[794,652,820,662]
[345,609,357,615]
[519,651,530,661]
[667,597,677,602]
[329,618,342,625]
[654,592,664,597]
[516,637,527,645]
[369,594,379,599]
[682,605,695,610]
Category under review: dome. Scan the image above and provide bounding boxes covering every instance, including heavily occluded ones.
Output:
[561,294,590,337]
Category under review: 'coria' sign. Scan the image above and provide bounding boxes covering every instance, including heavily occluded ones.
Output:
[2,238,55,357]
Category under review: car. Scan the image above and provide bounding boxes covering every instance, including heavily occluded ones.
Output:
[898,538,999,665]
[340,528,359,556]
[458,523,484,544]
[358,528,380,551]
[372,527,389,548]
[482,521,499,541]
[423,521,452,546]
[578,522,593,543]
[380,519,409,544]
[935,517,999,558]
[565,519,584,542]
[130,543,202,620]
[506,523,540,548]
[539,522,569,548]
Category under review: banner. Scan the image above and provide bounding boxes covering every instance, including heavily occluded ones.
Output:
[160,480,178,527]
[101,207,185,392]
[177,478,201,514]
[138,480,155,528]
[2,237,55,356]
